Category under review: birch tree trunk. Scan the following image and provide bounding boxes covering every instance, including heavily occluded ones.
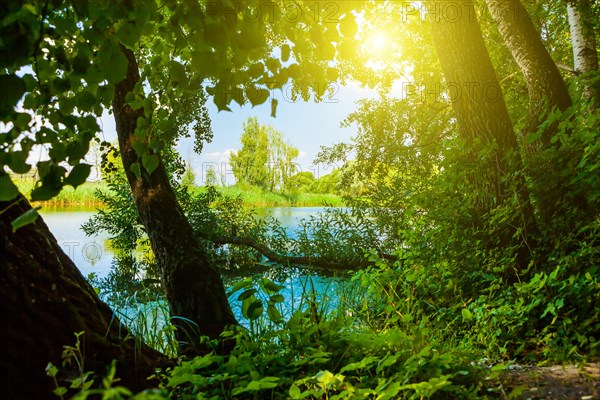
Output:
[567,0,600,105]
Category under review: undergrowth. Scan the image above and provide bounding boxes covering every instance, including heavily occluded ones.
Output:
[49,241,599,399]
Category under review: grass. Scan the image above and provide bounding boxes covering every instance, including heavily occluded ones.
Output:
[12,175,107,207]
[192,185,344,207]
[11,174,342,207]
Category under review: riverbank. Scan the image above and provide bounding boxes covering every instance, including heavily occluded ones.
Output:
[192,186,344,207]
[13,176,106,207]
[13,176,343,207]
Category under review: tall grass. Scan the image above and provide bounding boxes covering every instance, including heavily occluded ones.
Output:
[12,173,341,208]
[192,185,344,207]
[12,175,106,207]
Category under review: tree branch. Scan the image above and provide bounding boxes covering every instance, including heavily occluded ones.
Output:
[208,234,398,269]
[556,62,578,75]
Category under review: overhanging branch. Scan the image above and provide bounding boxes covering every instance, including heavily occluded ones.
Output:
[208,234,398,269]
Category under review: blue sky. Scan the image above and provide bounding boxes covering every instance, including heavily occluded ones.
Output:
[20,79,380,185]
[187,82,374,184]
[94,83,376,185]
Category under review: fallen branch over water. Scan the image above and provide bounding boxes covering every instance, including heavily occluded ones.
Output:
[208,234,398,269]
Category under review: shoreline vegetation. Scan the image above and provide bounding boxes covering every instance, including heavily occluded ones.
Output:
[13,177,343,208]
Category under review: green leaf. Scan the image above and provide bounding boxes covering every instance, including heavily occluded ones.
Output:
[340,356,378,372]
[213,85,232,112]
[76,90,97,111]
[267,303,282,322]
[526,132,542,144]
[461,308,473,322]
[238,288,257,301]
[247,63,265,79]
[72,52,90,74]
[142,154,159,175]
[132,138,149,156]
[31,185,61,201]
[339,14,358,38]
[231,377,280,395]
[289,385,302,399]
[65,141,88,163]
[376,353,400,373]
[127,98,145,110]
[64,164,91,188]
[169,60,187,85]
[116,21,142,49]
[45,363,59,378]
[0,174,19,201]
[11,206,41,232]
[203,22,228,47]
[7,151,31,174]
[98,41,128,84]
[227,277,253,296]
[269,294,284,303]
[0,74,26,114]
[130,162,142,179]
[261,278,285,294]
[246,87,269,107]
[281,44,291,62]
[315,370,335,385]
[14,112,32,130]
[247,299,264,320]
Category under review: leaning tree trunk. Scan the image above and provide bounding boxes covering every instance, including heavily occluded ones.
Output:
[0,194,166,399]
[112,46,238,352]
[425,0,539,273]
[567,0,600,105]
[485,0,572,143]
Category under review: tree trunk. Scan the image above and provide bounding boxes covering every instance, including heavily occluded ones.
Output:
[112,47,238,352]
[567,0,600,105]
[486,0,592,226]
[425,0,539,271]
[0,195,166,399]
[485,0,573,142]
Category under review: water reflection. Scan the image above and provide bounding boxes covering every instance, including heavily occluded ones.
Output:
[41,209,113,277]
[41,207,350,330]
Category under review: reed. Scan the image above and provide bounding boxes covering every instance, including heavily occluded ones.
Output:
[12,175,107,206]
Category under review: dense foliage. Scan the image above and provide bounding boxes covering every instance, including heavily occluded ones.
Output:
[1,0,599,398]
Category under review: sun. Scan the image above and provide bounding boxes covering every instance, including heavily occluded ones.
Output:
[361,29,392,71]
[363,29,391,57]
[367,31,389,53]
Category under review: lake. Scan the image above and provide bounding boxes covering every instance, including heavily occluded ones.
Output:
[40,206,331,278]
[40,206,350,324]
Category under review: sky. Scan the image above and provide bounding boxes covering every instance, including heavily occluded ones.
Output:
[99,82,377,185]
[190,82,377,184]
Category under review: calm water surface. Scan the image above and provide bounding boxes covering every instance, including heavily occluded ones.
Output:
[41,206,329,278]
[40,207,346,322]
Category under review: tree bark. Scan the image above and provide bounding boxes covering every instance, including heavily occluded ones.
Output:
[112,47,238,351]
[486,0,592,225]
[0,195,167,399]
[567,0,600,105]
[485,0,573,142]
[425,0,539,271]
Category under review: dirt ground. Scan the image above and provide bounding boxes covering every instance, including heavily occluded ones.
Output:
[496,362,599,399]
